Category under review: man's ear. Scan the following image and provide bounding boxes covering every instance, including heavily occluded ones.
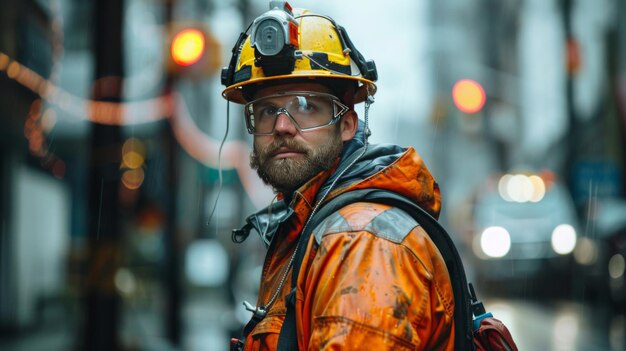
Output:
[340,111,358,141]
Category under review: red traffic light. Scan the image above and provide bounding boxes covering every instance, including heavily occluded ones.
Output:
[171,28,206,66]
[452,79,486,114]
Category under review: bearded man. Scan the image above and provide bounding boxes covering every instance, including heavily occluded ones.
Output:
[222,3,455,350]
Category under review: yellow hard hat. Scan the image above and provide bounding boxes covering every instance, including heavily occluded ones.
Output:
[221,2,377,104]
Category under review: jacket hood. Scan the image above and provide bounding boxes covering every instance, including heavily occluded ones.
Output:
[318,121,441,219]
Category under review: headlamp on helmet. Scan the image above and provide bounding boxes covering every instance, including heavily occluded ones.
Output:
[249,1,299,76]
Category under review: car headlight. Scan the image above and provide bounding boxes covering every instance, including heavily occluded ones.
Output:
[480,226,511,258]
[551,224,577,255]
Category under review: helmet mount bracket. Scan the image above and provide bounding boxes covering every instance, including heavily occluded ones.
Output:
[250,2,299,77]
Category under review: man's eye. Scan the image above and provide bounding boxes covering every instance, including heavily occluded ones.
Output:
[258,105,278,117]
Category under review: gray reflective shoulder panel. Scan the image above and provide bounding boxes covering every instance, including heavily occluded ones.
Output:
[312,205,419,244]
[365,206,419,243]
[312,210,348,244]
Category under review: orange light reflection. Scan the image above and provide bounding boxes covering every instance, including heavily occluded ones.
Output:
[1,50,274,209]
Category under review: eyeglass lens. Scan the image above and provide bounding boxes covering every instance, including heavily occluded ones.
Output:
[246,94,338,134]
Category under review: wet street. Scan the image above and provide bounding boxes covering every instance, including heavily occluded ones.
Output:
[1,294,624,350]
[483,299,624,351]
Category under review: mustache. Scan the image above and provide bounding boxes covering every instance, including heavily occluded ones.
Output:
[265,138,309,156]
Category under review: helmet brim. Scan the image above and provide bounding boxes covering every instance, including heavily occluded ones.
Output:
[222,72,376,104]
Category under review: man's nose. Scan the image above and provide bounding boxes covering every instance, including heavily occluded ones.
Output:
[273,111,298,135]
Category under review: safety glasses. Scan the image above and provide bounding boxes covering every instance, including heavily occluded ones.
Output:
[244,91,349,135]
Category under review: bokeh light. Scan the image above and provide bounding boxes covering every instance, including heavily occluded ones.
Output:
[0,53,9,70]
[452,79,486,114]
[171,28,205,66]
[498,173,547,203]
[122,138,146,170]
[573,237,597,265]
[609,254,626,280]
[121,168,145,190]
[480,226,511,258]
[551,224,577,255]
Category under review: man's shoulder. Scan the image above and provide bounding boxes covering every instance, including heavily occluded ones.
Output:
[312,201,419,245]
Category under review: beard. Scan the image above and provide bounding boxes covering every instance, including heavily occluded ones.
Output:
[250,129,343,194]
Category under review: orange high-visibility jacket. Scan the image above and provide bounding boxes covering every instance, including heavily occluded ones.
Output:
[242,144,455,351]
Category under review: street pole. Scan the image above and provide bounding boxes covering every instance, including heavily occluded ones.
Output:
[619,0,626,197]
[83,0,124,349]
[561,0,578,194]
[163,0,182,346]
[483,0,507,172]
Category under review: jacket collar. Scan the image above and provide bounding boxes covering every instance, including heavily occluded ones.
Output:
[238,159,338,248]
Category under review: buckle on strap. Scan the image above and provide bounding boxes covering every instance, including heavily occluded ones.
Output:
[243,301,268,320]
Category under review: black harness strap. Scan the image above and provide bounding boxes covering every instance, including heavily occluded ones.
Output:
[276,189,361,350]
[276,189,474,351]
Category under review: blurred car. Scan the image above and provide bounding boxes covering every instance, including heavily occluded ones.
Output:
[468,171,580,293]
